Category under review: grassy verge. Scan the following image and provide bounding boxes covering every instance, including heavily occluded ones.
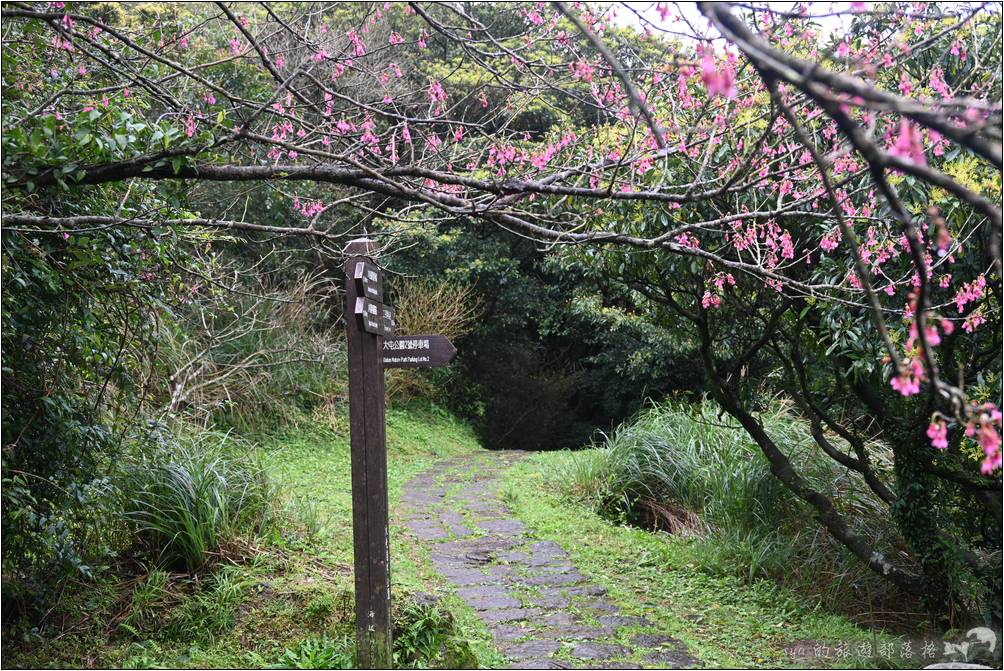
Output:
[3,404,490,669]
[500,451,906,669]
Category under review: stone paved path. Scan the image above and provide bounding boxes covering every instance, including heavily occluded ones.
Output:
[397,451,700,669]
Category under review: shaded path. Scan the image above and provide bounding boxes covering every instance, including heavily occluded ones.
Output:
[398,451,700,669]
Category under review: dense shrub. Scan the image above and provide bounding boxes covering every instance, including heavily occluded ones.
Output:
[386,224,705,450]
[551,400,909,613]
[158,275,343,432]
[1,226,184,619]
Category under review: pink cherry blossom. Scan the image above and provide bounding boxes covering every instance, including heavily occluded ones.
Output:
[700,52,736,99]
[701,291,722,309]
[890,358,924,396]
[953,275,985,313]
[428,80,447,104]
[962,311,986,333]
[889,119,926,165]
[927,420,948,449]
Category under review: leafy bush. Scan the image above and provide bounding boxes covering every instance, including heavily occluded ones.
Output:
[1,226,182,617]
[551,400,904,612]
[393,600,477,669]
[274,635,354,669]
[121,430,280,572]
[165,565,249,641]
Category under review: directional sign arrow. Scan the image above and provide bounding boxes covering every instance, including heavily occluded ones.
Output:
[352,260,384,301]
[382,334,457,368]
[355,297,395,336]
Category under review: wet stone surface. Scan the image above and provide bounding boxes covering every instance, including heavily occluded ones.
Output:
[398,452,701,669]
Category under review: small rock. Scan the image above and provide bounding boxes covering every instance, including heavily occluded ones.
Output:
[631,633,680,648]
[479,607,542,624]
[525,593,571,609]
[524,572,586,586]
[458,585,503,599]
[572,642,631,660]
[480,519,527,535]
[503,639,561,660]
[539,611,577,627]
[537,625,615,640]
[492,624,534,642]
[578,597,619,613]
[564,585,608,597]
[598,614,651,629]
[464,594,522,610]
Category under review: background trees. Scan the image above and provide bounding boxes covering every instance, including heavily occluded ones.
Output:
[2,0,1000,628]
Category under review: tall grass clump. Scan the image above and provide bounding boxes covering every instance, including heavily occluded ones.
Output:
[121,430,280,572]
[552,399,903,613]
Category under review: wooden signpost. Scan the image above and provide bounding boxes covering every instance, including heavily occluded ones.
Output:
[343,239,457,668]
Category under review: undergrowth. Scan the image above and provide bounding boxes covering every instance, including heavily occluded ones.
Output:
[548,400,913,623]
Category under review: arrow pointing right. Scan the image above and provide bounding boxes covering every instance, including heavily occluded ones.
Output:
[381,334,456,368]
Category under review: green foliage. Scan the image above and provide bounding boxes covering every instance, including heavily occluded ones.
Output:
[393,601,478,669]
[502,453,901,668]
[386,224,702,450]
[166,566,249,642]
[121,430,280,572]
[550,400,903,612]
[1,222,191,616]
[273,635,354,669]
[119,570,174,636]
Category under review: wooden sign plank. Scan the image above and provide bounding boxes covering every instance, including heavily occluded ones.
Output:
[352,259,384,301]
[343,241,392,669]
[354,297,395,337]
[383,334,457,368]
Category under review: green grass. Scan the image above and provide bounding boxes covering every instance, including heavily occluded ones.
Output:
[4,402,933,669]
[122,432,280,572]
[500,451,907,669]
[2,404,490,669]
[554,401,903,615]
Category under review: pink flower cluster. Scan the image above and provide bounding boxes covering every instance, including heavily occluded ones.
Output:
[967,405,1002,474]
[890,357,924,396]
[700,50,736,99]
[906,318,952,351]
[953,275,985,313]
[819,229,841,252]
[570,60,595,83]
[346,30,367,56]
[529,131,576,170]
[926,419,948,449]
[933,405,1004,474]
[293,196,325,219]
[888,119,926,165]
[702,273,736,310]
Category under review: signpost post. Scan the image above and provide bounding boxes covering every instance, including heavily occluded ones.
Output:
[342,239,457,669]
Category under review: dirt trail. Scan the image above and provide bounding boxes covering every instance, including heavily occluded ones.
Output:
[397,451,700,669]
